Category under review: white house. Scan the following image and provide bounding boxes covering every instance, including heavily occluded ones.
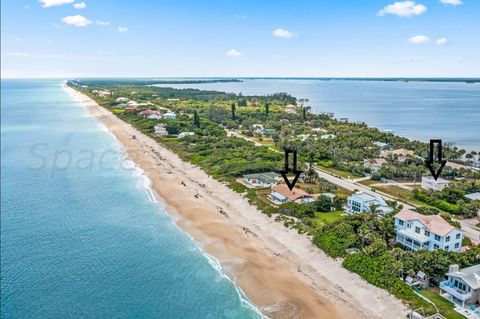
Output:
[373,141,389,150]
[465,192,480,201]
[394,208,464,252]
[346,191,393,215]
[154,124,168,137]
[311,127,328,133]
[178,132,195,139]
[243,172,279,188]
[440,264,480,309]
[421,176,449,192]
[163,112,177,120]
[138,109,163,119]
[252,124,264,134]
[320,134,336,139]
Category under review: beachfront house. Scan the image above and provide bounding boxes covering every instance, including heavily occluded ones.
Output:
[394,208,463,252]
[243,172,280,188]
[163,112,177,120]
[154,124,168,137]
[440,264,480,309]
[92,89,112,97]
[346,191,393,215]
[269,184,313,205]
[421,176,449,192]
[138,109,163,119]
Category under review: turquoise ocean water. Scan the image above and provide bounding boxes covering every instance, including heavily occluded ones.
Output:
[0,79,261,318]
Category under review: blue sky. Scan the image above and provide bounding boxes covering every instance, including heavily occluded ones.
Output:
[2,0,479,77]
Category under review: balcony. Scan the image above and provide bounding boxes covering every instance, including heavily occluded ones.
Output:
[440,280,472,301]
[397,228,430,243]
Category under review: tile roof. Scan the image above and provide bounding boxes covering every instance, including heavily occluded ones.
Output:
[272,184,311,202]
[395,208,457,237]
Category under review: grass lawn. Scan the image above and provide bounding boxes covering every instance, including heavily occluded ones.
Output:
[358,179,377,187]
[373,185,451,214]
[419,288,465,319]
[373,185,429,207]
[254,189,277,207]
[295,181,353,198]
[311,210,344,228]
[316,165,356,179]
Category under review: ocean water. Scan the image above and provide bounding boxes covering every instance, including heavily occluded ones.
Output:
[155,79,480,151]
[0,79,261,318]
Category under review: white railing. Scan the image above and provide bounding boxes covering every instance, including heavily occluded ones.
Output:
[440,281,472,301]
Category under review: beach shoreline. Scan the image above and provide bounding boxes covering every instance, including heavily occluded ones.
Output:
[64,83,409,319]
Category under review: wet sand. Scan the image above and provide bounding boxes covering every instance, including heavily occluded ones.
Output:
[66,84,408,319]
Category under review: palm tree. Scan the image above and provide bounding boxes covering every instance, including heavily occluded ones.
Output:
[193,110,200,127]
[231,103,236,120]
[358,223,372,247]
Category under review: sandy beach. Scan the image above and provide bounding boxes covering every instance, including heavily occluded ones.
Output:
[65,84,409,319]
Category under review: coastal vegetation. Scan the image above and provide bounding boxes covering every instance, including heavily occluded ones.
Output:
[69,79,480,318]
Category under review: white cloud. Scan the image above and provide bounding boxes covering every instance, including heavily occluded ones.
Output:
[408,35,430,44]
[117,27,128,33]
[378,1,427,17]
[39,0,74,8]
[7,52,30,57]
[439,0,462,5]
[436,37,449,45]
[226,49,242,57]
[273,28,297,38]
[62,15,92,27]
[96,20,110,26]
[73,2,86,9]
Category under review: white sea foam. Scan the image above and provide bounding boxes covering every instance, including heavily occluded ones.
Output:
[71,86,265,317]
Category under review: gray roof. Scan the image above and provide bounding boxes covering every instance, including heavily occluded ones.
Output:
[270,192,286,201]
[465,192,480,201]
[449,264,480,290]
[374,141,388,148]
[320,192,336,199]
[244,172,279,184]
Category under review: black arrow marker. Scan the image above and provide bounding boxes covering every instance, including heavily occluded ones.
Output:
[425,139,447,181]
[280,148,302,190]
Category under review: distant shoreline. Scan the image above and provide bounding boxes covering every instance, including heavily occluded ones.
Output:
[233,77,480,83]
[2,77,479,84]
